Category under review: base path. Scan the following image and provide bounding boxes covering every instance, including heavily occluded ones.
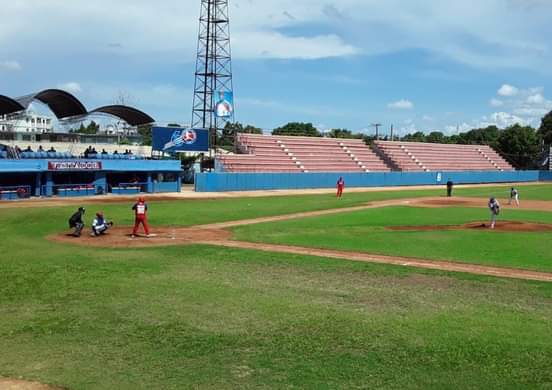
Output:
[198,240,552,283]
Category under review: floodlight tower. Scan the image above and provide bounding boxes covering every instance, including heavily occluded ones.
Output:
[191,0,235,153]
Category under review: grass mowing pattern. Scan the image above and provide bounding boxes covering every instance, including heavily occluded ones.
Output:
[1,186,552,388]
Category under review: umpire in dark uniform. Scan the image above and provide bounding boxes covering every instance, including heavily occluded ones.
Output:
[69,207,85,237]
[446,179,454,197]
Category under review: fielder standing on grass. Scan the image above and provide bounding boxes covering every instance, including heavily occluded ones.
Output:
[488,197,501,229]
[336,176,345,198]
[508,187,520,207]
[132,196,150,237]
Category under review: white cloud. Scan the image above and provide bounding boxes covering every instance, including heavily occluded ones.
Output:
[479,112,526,128]
[422,115,434,121]
[444,123,472,134]
[387,99,414,110]
[57,82,82,94]
[490,98,504,107]
[233,31,357,60]
[0,60,21,71]
[497,84,519,97]
[527,93,545,104]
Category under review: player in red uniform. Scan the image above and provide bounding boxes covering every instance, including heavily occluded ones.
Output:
[131,196,150,237]
[336,176,345,198]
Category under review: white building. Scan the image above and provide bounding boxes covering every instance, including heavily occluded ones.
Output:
[0,113,53,133]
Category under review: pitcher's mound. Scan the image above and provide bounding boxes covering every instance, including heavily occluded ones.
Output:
[48,226,231,248]
[388,221,552,233]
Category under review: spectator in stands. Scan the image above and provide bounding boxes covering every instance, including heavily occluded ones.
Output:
[91,147,97,154]
[25,146,33,152]
[90,212,113,237]
[68,207,86,237]
[128,149,133,155]
[37,145,44,152]
[84,146,91,158]
[336,176,345,198]
[101,149,108,155]
[48,146,56,153]
[113,150,119,155]
[446,179,454,197]
[123,149,129,155]
[15,146,22,154]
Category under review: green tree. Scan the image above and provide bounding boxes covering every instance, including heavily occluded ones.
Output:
[457,126,500,145]
[425,131,446,144]
[401,131,426,142]
[272,122,321,137]
[137,124,152,146]
[537,110,552,145]
[327,128,360,139]
[496,124,540,169]
[220,122,263,150]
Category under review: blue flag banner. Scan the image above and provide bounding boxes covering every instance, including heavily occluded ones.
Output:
[152,127,209,153]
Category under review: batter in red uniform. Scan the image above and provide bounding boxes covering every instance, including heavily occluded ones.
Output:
[336,176,345,198]
[131,196,150,237]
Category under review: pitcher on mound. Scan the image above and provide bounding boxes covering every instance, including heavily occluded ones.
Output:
[131,196,150,237]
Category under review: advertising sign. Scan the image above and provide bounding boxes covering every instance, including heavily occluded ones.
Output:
[152,127,209,153]
[48,161,102,171]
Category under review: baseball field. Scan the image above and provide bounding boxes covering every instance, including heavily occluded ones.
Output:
[1,183,552,389]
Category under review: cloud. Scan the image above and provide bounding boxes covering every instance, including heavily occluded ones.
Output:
[233,31,357,59]
[527,93,545,104]
[497,84,519,97]
[0,60,21,71]
[479,112,526,128]
[57,82,82,94]
[387,99,414,110]
[490,98,504,107]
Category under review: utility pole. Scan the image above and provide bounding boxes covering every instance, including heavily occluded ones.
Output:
[390,124,394,141]
[371,123,382,140]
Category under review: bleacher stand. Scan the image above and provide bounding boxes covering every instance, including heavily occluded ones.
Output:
[374,141,514,172]
[218,134,390,173]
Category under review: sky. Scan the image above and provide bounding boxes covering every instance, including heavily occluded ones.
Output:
[1,0,552,136]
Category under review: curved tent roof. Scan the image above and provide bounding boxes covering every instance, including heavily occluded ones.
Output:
[89,105,155,126]
[0,95,25,115]
[16,89,87,119]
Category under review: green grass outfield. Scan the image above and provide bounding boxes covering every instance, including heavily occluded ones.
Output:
[231,206,552,272]
[1,184,552,389]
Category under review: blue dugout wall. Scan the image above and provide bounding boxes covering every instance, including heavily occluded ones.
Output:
[195,170,549,192]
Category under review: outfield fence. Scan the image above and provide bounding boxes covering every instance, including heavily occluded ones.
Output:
[0,185,32,200]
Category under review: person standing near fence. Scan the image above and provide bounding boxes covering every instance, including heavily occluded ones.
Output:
[131,197,150,237]
[336,177,345,198]
[446,179,454,197]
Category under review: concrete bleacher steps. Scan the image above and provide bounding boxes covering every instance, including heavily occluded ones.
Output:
[374,141,515,172]
[218,134,391,173]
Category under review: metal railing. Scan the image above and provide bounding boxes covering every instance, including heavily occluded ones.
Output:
[111,182,148,195]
